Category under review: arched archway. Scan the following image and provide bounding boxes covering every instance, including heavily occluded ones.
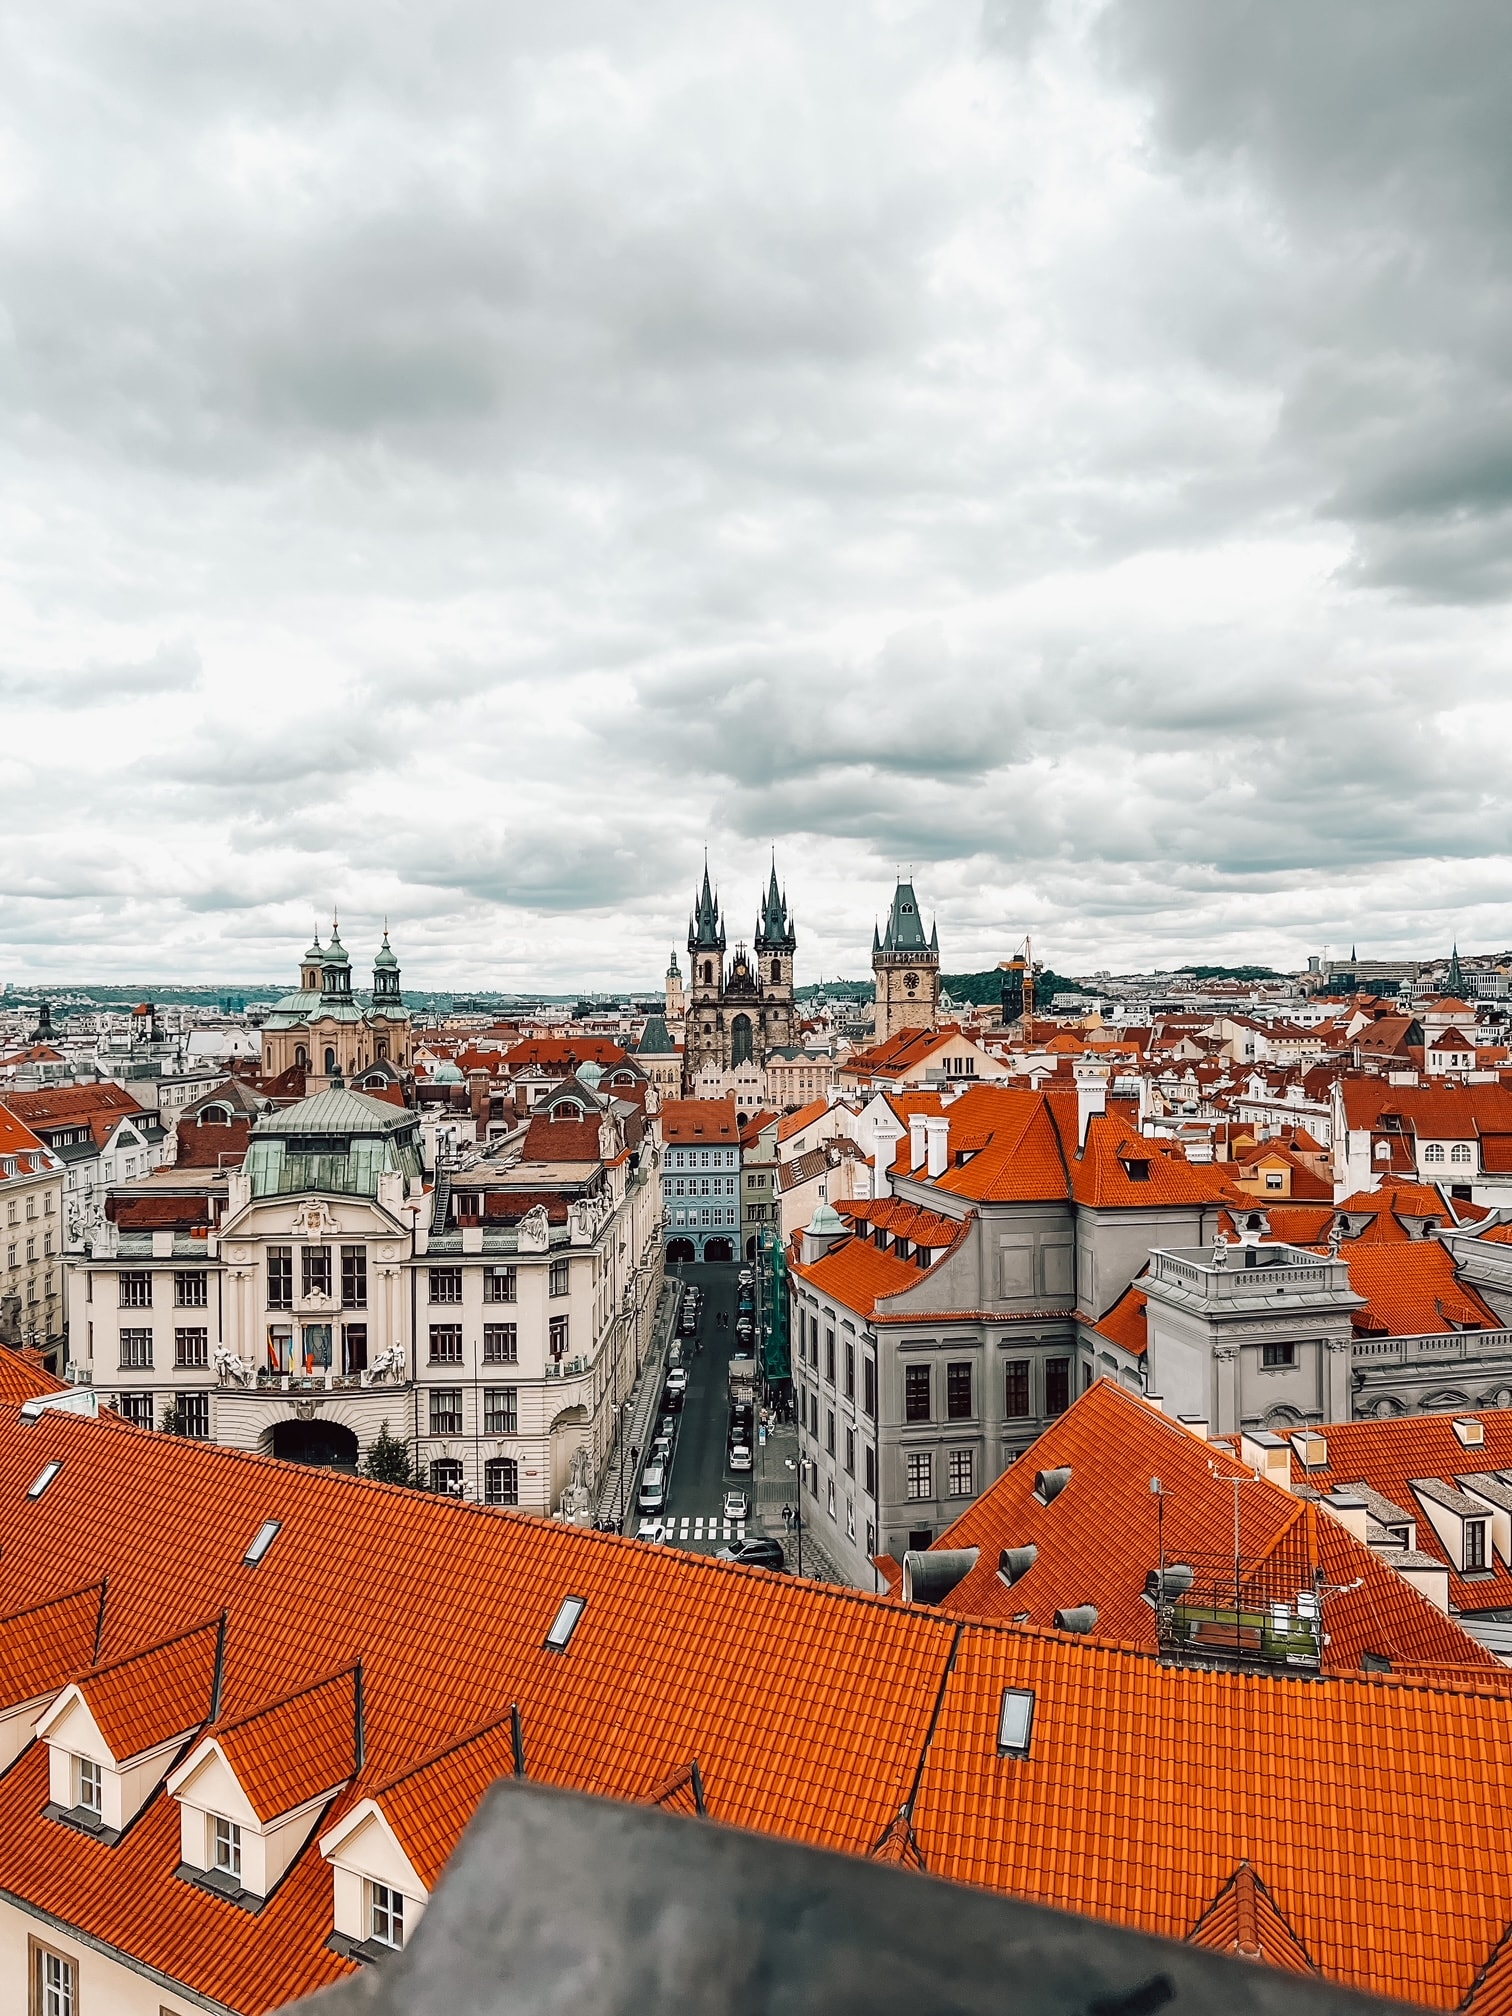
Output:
[745,1235,757,1261]
[666,1237,696,1264]
[268,1418,359,1470]
[705,1237,735,1263]
[295,1045,308,1069]
[731,1014,753,1067]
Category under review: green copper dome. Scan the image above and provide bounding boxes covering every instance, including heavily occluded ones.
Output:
[322,927,350,968]
[373,929,399,971]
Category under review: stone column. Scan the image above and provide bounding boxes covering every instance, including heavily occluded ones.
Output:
[1213,1344,1239,1437]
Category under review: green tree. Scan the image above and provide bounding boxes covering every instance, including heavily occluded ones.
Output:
[363,1420,414,1486]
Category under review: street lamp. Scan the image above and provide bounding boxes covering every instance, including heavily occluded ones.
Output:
[783,1457,804,1577]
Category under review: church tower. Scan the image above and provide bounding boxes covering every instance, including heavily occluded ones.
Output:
[686,863,727,1081]
[872,879,940,1044]
[665,949,686,1025]
[754,860,797,1055]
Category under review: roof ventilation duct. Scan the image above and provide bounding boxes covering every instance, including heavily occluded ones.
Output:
[1144,1564,1194,1601]
[901,1547,979,1605]
[1035,1467,1072,1505]
[998,1545,1038,1586]
[1053,1605,1099,1634]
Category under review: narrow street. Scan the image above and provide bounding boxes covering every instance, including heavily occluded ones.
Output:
[657,1261,752,1554]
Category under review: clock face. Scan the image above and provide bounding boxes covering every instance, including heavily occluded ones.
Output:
[905,973,919,993]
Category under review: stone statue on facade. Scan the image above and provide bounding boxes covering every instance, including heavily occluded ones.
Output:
[213,1346,255,1387]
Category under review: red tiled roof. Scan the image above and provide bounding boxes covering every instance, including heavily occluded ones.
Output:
[0,1106,54,1168]
[927,1382,1498,1681]
[1340,1242,1501,1335]
[1,1083,144,1126]
[1338,1183,1451,1218]
[213,1667,359,1823]
[0,1582,105,1709]
[661,1098,738,1144]
[1340,1077,1512,1139]
[75,1615,222,1761]
[1188,1861,1317,1973]
[791,1234,934,1319]
[777,1098,831,1143]
[0,1347,66,1407]
[5,1403,1512,2006]
[1255,1411,1512,1617]
[520,1115,605,1164]
[1088,1283,1148,1357]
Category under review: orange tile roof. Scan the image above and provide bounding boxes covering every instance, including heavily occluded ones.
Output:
[0,1106,55,1170]
[213,1667,359,1824]
[77,1615,222,1761]
[1341,1241,1501,1335]
[0,1346,65,1407]
[1188,1861,1317,1973]
[0,1401,1508,2008]
[0,1582,105,1709]
[791,1233,936,1318]
[1249,1410,1512,1617]
[1338,1183,1453,1218]
[927,1382,1500,1680]
[1088,1283,1148,1357]
[777,1097,831,1143]
[519,1115,605,1163]
[2,1083,145,1126]
[661,1098,739,1144]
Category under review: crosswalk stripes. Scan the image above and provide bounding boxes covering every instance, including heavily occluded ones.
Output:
[673,1513,747,1542]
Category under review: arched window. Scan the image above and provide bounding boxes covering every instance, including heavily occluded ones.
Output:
[1451,1142,1472,1164]
[702,961,713,985]
[770,958,781,983]
[1424,1142,1445,1163]
[555,1101,582,1120]
[324,1047,337,1074]
[376,1039,388,1060]
[295,1046,308,1069]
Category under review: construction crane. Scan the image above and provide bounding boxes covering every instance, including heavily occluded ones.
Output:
[997,937,1037,1043]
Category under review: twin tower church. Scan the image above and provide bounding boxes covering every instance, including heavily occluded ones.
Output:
[665,861,942,1094]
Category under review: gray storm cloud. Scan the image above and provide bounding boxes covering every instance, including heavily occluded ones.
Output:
[0,0,1510,983]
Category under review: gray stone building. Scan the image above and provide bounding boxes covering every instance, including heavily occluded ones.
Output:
[786,1083,1232,1582]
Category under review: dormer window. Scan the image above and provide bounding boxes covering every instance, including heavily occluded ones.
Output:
[370,1879,406,1948]
[76,1757,102,1821]
[1466,1520,1488,1572]
[214,1814,243,1880]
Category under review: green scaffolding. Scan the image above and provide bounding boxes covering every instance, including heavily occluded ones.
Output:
[758,1225,790,1385]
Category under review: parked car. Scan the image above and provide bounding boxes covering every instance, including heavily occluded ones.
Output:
[636,1518,667,1543]
[722,1490,749,1523]
[666,1366,688,1397]
[663,1385,684,1414]
[715,1537,786,1570]
[638,1463,666,1513]
[728,1438,752,1473]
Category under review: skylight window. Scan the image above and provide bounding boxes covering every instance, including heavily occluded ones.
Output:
[243,1519,282,1566]
[27,1461,62,1499]
[998,1687,1035,1759]
[544,1595,587,1652]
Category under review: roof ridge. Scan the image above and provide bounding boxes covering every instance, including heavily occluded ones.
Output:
[369,1707,518,1797]
[0,1577,107,1636]
[211,1659,360,1738]
[84,1609,223,1683]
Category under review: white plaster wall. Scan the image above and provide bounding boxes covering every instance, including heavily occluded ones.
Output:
[0,1898,203,2015]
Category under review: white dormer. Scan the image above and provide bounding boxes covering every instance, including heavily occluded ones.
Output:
[167,1740,344,1898]
[34,1687,189,1836]
[319,1801,428,1953]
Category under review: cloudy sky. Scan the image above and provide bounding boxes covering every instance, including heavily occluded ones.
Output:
[4,0,1512,990]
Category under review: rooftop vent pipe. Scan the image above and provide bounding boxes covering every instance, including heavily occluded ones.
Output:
[1144,1564,1194,1601]
[1035,1467,1072,1505]
[902,1547,979,1606]
[1053,1605,1099,1634]
[999,1545,1038,1586]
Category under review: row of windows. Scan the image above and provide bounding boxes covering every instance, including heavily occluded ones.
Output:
[426,1323,522,1363]
[906,1448,976,1500]
[4,1190,54,1225]
[667,1177,736,1197]
[426,1387,521,1435]
[668,1207,737,1227]
[118,1326,208,1370]
[797,1386,878,1496]
[430,1456,519,1504]
[6,1237,54,1269]
[1422,1142,1474,1164]
[794,1312,877,1415]
[114,1391,210,1434]
[431,1262,562,1302]
[665,1148,737,1170]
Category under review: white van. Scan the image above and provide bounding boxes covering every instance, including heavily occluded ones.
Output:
[638,1463,666,1513]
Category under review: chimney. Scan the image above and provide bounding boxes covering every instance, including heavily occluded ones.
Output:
[1077,1076,1106,1149]
[908,1115,927,1172]
[924,1114,949,1179]
[1321,1491,1369,1542]
[468,1068,490,1128]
